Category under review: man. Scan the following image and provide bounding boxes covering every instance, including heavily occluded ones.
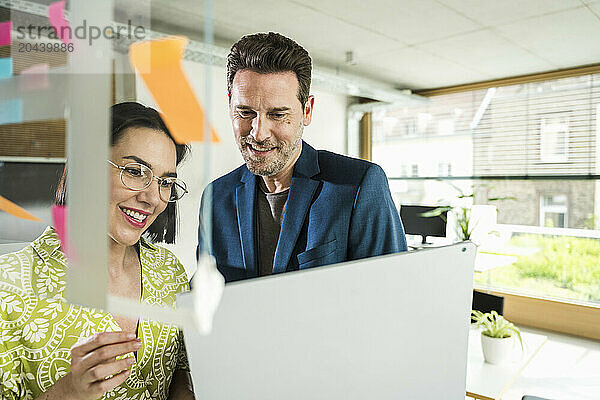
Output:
[198,32,406,283]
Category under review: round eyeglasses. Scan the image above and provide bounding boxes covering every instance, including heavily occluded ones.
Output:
[108,160,188,202]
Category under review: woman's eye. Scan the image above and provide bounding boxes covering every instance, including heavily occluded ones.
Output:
[125,167,143,177]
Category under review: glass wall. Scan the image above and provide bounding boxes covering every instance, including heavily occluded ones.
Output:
[373,73,600,305]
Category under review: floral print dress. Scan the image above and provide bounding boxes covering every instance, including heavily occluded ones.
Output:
[0,227,190,400]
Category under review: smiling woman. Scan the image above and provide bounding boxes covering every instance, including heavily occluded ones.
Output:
[0,103,195,400]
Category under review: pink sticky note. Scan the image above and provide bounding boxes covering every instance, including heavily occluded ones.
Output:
[0,21,11,46]
[48,1,71,45]
[19,63,50,91]
[51,205,69,256]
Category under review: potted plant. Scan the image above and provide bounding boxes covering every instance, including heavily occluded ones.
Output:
[471,310,523,365]
[420,182,514,243]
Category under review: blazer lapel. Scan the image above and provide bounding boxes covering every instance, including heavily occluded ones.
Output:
[272,142,320,273]
[236,168,258,277]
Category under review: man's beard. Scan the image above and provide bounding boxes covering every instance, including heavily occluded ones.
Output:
[238,126,303,177]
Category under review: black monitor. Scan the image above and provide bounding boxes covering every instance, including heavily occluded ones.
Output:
[399,205,447,244]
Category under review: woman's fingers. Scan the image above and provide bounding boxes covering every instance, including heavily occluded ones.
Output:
[71,331,137,357]
[63,332,139,400]
[85,356,136,383]
[89,367,132,396]
[78,339,141,371]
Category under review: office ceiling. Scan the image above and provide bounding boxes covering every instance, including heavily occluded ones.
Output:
[148,0,600,91]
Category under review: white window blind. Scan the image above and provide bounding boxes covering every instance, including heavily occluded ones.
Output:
[373,73,600,178]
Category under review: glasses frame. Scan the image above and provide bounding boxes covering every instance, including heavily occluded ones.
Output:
[107,160,188,203]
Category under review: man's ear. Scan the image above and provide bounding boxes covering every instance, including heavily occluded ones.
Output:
[303,95,315,126]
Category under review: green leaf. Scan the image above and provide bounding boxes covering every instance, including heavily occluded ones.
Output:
[470,309,522,346]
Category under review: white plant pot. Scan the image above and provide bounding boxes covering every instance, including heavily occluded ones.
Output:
[481,333,514,364]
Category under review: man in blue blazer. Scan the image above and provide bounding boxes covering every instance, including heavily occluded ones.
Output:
[198,32,407,282]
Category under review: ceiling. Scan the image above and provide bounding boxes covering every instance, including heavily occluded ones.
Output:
[148,0,600,91]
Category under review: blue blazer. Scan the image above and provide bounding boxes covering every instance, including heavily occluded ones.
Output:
[197,141,407,282]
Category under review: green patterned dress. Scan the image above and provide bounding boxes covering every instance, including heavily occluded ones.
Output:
[0,227,190,400]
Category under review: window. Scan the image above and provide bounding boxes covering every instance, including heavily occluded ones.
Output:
[417,113,432,134]
[540,194,568,228]
[411,164,419,177]
[371,72,600,313]
[438,162,452,177]
[404,119,417,136]
[540,114,569,162]
[400,164,408,177]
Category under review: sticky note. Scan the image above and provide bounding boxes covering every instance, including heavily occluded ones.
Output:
[48,1,71,45]
[129,37,219,144]
[19,63,50,91]
[0,21,11,46]
[51,205,69,255]
[0,195,42,222]
[0,57,13,79]
[0,99,23,124]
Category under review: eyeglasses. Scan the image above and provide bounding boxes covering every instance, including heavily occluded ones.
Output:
[108,160,188,202]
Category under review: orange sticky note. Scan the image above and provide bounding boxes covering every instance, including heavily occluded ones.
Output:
[129,36,219,144]
[0,195,42,222]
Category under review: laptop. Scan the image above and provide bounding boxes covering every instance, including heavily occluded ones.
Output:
[179,242,476,399]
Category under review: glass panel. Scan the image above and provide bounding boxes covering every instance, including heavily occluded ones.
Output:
[543,194,567,207]
[542,212,565,228]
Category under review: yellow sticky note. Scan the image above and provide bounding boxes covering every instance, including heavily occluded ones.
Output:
[129,36,219,144]
[0,195,42,222]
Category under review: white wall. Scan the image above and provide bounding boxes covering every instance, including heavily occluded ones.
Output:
[135,61,348,275]
[303,89,348,154]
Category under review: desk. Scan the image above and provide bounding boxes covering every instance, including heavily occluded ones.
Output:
[466,328,547,400]
[474,252,518,272]
[501,327,600,400]
[408,241,524,273]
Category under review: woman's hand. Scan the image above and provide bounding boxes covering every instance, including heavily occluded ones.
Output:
[40,331,140,400]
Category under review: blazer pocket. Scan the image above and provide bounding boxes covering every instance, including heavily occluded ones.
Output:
[297,238,337,267]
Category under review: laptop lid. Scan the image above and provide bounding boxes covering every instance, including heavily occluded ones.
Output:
[179,242,476,400]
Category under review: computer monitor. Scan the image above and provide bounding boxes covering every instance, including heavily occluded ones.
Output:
[400,205,447,244]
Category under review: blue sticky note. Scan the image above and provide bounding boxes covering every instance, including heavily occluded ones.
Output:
[0,99,23,124]
[0,57,13,79]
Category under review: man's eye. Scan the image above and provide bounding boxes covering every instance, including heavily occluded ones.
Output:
[238,110,255,118]
[270,113,285,119]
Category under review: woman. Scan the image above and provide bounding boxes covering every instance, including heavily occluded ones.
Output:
[0,102,194,399]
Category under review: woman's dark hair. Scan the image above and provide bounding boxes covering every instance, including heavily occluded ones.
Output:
[55,102,190,244]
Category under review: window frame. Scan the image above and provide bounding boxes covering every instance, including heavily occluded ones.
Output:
[539,113,570,163]
[539,194,568,228]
